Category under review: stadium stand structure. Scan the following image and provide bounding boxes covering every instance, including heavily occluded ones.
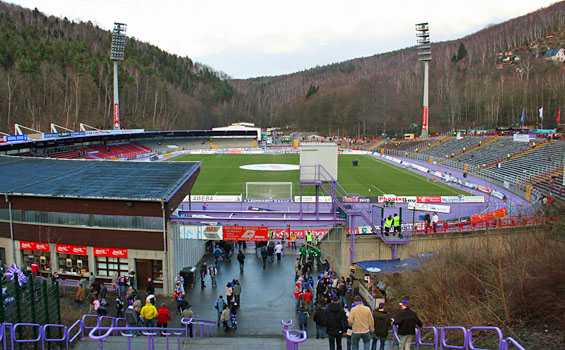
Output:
[479,140,564,188]
[455,136,539,167]
[420,135,492,159]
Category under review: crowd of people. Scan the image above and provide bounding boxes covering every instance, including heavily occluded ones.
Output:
[213,279,242,332]
[293,243,423,350]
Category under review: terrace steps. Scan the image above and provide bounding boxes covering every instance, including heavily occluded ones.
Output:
[479,139,553,172]
[443,135,500,163]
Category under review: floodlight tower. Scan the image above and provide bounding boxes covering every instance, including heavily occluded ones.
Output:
[111,22,127,130]
[415,23,431,137]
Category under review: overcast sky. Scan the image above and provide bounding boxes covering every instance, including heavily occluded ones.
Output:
[8,0,557,79]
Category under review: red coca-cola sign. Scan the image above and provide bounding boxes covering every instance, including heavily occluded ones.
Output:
[56,244,87,255]
[20,241,50,252]
[93,247,128,258]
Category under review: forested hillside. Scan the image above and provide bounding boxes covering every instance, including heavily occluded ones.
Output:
[1,1,564,135]
[0,2,234,133]
[231,1,565,136]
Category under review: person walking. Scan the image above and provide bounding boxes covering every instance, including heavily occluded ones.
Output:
[267,242,275,264]
[313,304,326,339]
[75,286,86,308]
[233,280,242,305]
[157,303,172,330]
[275,241,283,261]
[181,304,194,337]
[299,244,307,264]
[220,304,231,331]
[393,300,422,350]
[214,245,222,271]
[214,295,226,327]
[371,303,391,350]
[261,245,268,269]
[348,296,374,350]
[297,303,309,335]
[324,295,348,350]
[226,282,234,304]
[200,262,207,288]
[237,250,245,273]
[209,264,217,287]
[304,288,313,315]
[294,283,304,312]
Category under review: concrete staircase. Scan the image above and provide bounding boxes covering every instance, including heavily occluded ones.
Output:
[72,335,395,350]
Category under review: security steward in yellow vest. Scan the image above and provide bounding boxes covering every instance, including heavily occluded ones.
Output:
[384,215,393,236]
[393,213,401,233]
[306,232,313,246]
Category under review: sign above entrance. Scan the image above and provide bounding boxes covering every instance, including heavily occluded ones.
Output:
[93,247,128,258]
[223,226,269,241]
[56,244,87,255]
[20,241,49,252]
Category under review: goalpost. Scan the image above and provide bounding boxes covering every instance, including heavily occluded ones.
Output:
[245,182,293,200]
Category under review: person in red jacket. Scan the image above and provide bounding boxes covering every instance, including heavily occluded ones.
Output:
[294,284,303,312]
[157,303,172,330]
[303,288,313,315]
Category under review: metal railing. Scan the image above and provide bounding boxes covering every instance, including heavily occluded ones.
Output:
[0,314,216,350]
[281,319,307,350]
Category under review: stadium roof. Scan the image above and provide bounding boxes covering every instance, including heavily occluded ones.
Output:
[0,156,200,201]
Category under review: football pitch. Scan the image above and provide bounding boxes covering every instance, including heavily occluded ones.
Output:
[169,154,468,197]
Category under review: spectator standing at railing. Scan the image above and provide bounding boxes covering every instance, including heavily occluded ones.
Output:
[423,212,431,233]
[181,304,194,337]
[432,212,439,233]
[393,300,423,350]
[125,303,140,335]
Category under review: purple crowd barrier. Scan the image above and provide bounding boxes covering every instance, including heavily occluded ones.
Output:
[10,323,42,350]
[468,326,503,350]
[415,326,439,349]
[503,337,526,350]
[440,326,469,349]
[281,319,307,350]
[180,317,216,340]
[43,324,68,350]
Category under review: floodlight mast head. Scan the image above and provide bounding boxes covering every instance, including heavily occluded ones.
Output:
[111,22,126,130]
[415,22,431,137]
[111,22,127,61]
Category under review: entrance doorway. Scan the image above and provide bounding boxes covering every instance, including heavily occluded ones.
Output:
[135,259,151,291]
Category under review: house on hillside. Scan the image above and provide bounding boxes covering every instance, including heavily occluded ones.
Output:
[544,48,565,62]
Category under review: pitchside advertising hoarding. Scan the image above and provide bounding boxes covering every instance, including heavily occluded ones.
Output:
[223,226,269,241]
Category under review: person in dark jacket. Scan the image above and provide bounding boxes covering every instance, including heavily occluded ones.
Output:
[237,250,245,273]
[372,303,391,350]
[324,296,348,350]
[313,304,325,339]
[260,246,268,269]
[267,243,275,263]
[393,300,422,350]
[146,277,155,296]
[297,303,309,335]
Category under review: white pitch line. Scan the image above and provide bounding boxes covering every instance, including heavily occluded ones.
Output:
[371,184,386,194]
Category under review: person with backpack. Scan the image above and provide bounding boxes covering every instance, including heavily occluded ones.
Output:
[324,295,348,350]
[214,295,226,326]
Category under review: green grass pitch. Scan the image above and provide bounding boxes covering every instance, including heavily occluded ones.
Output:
[168,154,468,197]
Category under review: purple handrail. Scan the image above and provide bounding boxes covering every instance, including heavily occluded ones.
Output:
[283,329,307,350]
[68,319,84,343]
[468,326,503,350]
[1,323,10,350]
[10,323,42,349]
[180,317,216,339]
[415,326,438,349]
[440,326,468,349]
[42,324,68,350]
[503,337,526,350]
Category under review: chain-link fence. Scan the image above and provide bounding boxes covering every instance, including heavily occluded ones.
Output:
[1,276,61,350]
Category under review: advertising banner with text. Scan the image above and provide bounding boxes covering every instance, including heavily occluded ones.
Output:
[223,226,269,241]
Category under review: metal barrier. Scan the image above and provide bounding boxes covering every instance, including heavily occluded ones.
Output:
[281,319,307,350]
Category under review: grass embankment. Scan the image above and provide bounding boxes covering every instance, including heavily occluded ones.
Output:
[386,222,565,349]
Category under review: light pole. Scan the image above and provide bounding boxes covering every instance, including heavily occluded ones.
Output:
[415,23,431,137]
[111,22,127,130]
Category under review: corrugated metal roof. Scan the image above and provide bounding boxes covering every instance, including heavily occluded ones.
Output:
[0,156,200,201]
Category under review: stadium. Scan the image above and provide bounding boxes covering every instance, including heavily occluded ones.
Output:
[0,127,562,294]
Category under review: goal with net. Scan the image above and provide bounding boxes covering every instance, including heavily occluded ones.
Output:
[245,182,293,200]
